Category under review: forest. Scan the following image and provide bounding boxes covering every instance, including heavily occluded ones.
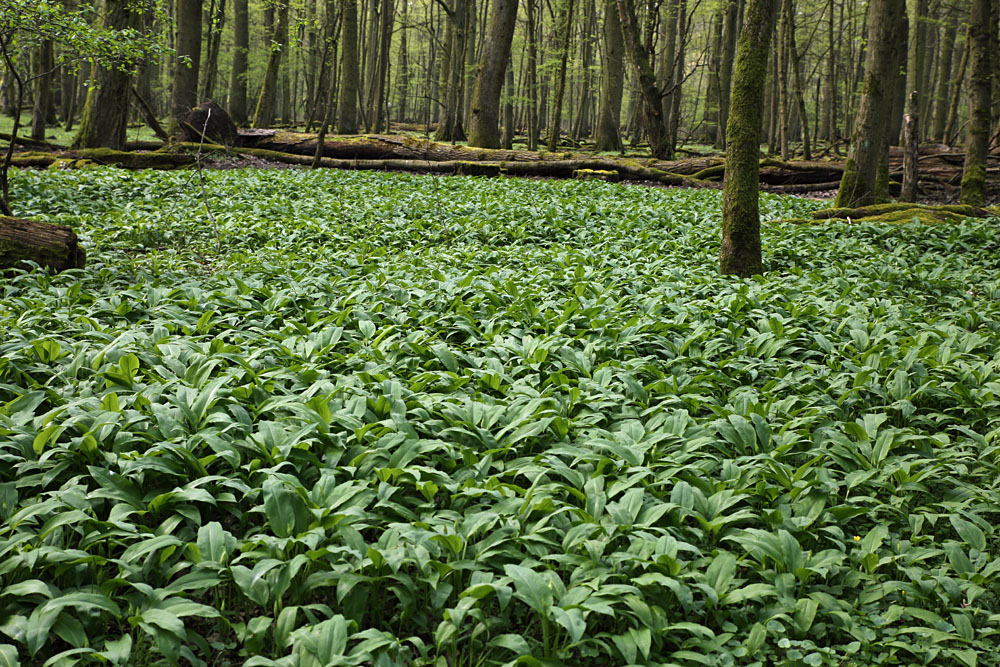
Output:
[1,0,1000,664]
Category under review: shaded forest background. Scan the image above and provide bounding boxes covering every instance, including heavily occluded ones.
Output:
[4,0,1000,161]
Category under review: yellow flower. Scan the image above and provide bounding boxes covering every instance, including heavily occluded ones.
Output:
[853,535,861,542]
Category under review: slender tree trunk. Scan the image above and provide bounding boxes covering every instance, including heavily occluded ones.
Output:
[170,0,203,134]
[617,0,669,157]
[73,1,136,149]
[787,0,810,159]
[930,12,956,141]
[776,0,790,158]
[943,26,968,145]
[572,0,596,140]
[337,0,361,132]
[658,0,678,145]
[821,0,835,142]
[901,90,919,200]
[703,11,722,144]
[721,0,777,277]
[395,0,409,123]
[503,62,515,148]
[547,0,576,150]
[717,0,739,148]
[253,0,289,127]
[887,9,908,144]
[835,0,905,208]
[31,40,54,142]
[668,0,685,151]
[228,0,249,124]
[526,0,540,149]
[201,0,226,101]
[372,0,393,132]
[960,0,991,205]
[468,0,520,147]
[435,0,470,141]
[594,0,624,151]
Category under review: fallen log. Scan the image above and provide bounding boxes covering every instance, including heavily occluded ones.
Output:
[1,216,86,273]
[771,202,998,225]
[12,149,195,170]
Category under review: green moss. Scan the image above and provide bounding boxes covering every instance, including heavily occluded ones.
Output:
[573,169,620,182]
[960,163,987,207]
[834,158,860,208]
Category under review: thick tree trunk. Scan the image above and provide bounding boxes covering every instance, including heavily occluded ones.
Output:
[253,1,289,128]
[835,0,905,208]
[73,0,135,149]
[468,0,520,147]
[0,216,86,273]
[617,0,670,157]
[594,0,624,151]
[960,0,992,205]
[435,0,470,141]
[337,0,361,133]
[720,0,777,277]
[170,0,203,135]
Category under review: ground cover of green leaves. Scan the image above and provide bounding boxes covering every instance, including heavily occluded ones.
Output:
[2,168,1000,667]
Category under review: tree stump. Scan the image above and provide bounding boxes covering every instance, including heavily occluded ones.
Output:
[0,216,86,273]
[182,101,238,145]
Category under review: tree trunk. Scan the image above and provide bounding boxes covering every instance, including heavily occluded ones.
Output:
[901,90,919,201]
[667,0,686,150]
[337,0,361,133]
[787,0,811,159]
[253,0,289,127]
[31,40,54,142]
[0,216,86,273]
[720,0,777,277]
[503,63,515,148]
[776,0,790,158]
[395,0,409,123]
[435,0,470,141]
[228,0,249,125]
[201,0,226,101]
[930,13,956,141]
[703,11,722,145]
[821,0,836,142]
[960,0,991,205]
[571,0,596,140]
[943,26,968,145]
[717,0,739,148]
[547,0,576,150]
[835,0,905,208]
[468,0,520,147]
[594,0,624,151]
[170,0,203,135]
[73,1,136,149]
[617,0,670,157]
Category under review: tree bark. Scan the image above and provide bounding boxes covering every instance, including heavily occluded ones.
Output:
[201,0,226,101]
[435,0,470,141]
[930,12,956,141]
[73,0,136,149]
[901,90,919,201]
[468,0,520,147]
[253,0,289,127]
[547,0,575,150]
[720,0,777,277]
[617,0,670,157]
[717,0,739,148]
[960,0,991,205]
[228,0,249,125]
[787,0,811,159]
[835,0,905,208]
[0,216,86,273]
[594,0,624,151]
[170,0,203,135]
[337,0,361,133]
[31,40,54,143]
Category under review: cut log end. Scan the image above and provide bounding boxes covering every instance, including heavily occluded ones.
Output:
[0,216,86,274]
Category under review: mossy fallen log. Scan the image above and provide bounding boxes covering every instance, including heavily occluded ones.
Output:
[772,203,999,225]
[1,216,86,273]
[12,148,195,170]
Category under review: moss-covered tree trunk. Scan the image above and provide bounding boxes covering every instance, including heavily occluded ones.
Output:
[716,0,739,149]
[468,0,519,148]
[337,0,360,133]
[960,0,991,205]
[835,0,905,208]
[720,0,777,277]
[0,216,86,273]
[594,0,625,151]
[73,0,136,150]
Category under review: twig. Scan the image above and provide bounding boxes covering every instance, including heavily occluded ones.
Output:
[195,108,223,255]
